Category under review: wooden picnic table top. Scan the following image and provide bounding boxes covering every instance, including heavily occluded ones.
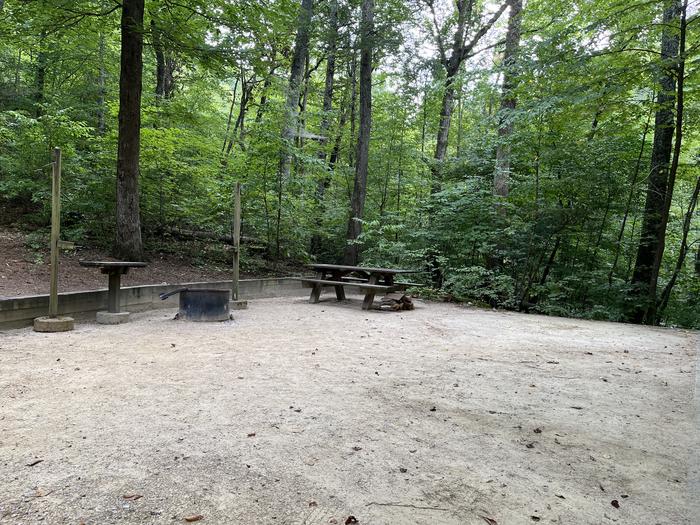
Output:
[79,260,147,269]
[307,263,420,275]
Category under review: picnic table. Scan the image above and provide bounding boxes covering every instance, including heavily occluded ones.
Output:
[300,263,421,310]
[79,261,147,314]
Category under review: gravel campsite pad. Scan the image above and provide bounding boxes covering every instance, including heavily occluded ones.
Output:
[0,297,697,524]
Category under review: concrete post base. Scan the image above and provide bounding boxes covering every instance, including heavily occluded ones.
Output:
[33,316,75,332]
[96,311,130,324]
[229,300,248,310]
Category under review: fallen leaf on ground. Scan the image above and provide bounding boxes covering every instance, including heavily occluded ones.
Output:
[122,494,142,501]
[184,515,204,522]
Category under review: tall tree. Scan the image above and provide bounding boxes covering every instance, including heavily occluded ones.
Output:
[115,0,145,260]
[311,0,340,255]
[274,0,313,259]
[318,0,339,165]
[277,0,313,185]
[151,17,176,100]
[628,0,683,323]
[344,0,374,265]
[493,0,522,204]
[425,0,507,191]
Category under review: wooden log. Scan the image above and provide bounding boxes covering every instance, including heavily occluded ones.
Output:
[380,292,414,311]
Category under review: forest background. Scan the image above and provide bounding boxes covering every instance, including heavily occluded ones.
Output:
[0,0,698,327]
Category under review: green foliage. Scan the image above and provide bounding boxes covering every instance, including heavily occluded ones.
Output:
[0,0,697,327]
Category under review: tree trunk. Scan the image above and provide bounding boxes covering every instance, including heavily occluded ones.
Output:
[97,31,106,134]
[431,75,455,193]
[329,60,355,170]
[310,0,339,256]
[222,78,239,153]
[344,0,373,266]
[12,48,21,99]
[152,18,176,99]
[226,74,253,156]
[608,107,652,286]
[656,176,699,319]
[428,1,508,191]
[34,33,47,114]
[347,49,358,167]
[115,0,145,260]
[318,0,338,165]
[276,0,313,185]
[255,51,277,123]
[493,0,523,203]
[629,0,682,324]
[273,0,313,259]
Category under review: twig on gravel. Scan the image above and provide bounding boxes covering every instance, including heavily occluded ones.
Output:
[366,502,449,511]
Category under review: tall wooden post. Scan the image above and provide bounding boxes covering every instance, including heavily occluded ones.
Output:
[49,147,62,318]
[34,147,74,332]
[232,182,241,301]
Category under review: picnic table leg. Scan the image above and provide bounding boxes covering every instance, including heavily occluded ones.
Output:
[107,271,120,313]
[309,270,325,303]
[309,283,323,303]
[331,270,346,300]
[361,275,379,310]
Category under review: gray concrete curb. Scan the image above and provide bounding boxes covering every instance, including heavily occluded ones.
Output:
[0,277,305,330]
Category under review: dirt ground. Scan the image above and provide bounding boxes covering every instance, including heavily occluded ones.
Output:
[0,227,298,299]
[0,296,697,525]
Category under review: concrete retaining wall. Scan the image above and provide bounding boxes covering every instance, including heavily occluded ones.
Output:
[0,278,305,330]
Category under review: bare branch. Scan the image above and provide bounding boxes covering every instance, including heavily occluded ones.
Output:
[459,2,508,61]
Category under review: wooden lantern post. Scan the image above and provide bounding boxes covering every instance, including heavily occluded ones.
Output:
[48,147,62,317]
[34,147,75,332]
[230,181,247,310]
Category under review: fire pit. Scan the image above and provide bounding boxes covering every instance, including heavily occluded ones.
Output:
[159,288,231,322]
